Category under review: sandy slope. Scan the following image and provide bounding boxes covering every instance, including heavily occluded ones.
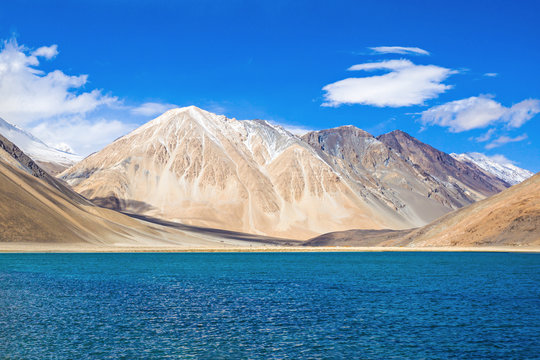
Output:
[307,173,540,247]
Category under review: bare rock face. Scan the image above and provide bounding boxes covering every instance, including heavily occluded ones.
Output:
[60,107,410,239]
[302,127,510,227]
[377,130,509,196]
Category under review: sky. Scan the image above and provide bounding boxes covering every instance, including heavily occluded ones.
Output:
[1,0,539,171]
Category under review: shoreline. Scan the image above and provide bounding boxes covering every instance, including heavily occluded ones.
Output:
[1,245,539,253]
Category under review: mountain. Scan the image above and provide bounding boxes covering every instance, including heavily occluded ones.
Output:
[377,130,509,195]
[306,172,539,247]
[60,106,413,239]
[0,132,288,249]
[302,127,509,226]
[0,117,82,175]
[451,152,534,185]
[60,106,510,239]
[401,172,540,246]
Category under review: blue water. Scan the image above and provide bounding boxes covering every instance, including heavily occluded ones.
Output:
[0,253,539,359]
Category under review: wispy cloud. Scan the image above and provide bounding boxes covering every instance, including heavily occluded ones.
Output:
[269,121,314,136]
[322,59,455,107]
[485,134,528,149]
[369,46,430,56]
[131,102,178,117]
[473,128,496,142]
[483,72,498,77]
[420,96,540,132]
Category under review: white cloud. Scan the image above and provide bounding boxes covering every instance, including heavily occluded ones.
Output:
[484,72,498,77]
[502,99,540,128]
[31,117,137,156]
[473,128,496,142]
[0,39,118,125]
[485,134,528,149]
[32,45,58,59]
[322,59,455,107]
[131,102,178,117]
[369,46,430,56]
[421,96,540,132]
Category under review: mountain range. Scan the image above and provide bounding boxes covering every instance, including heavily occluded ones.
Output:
[0,106,537,248]
[451,152,533,185]
[60,106,509,239]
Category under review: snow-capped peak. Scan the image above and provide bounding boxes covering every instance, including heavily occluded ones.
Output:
[451,152,533,185]
[0,117,82,171]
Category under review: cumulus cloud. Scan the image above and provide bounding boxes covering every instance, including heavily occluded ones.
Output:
[322,59,455,107]
[0,39,163,156]
[131,102,179,117]
[0,39,118,125]
[485,134,528,149]
[369,46,430,56]
[421,96,540,132]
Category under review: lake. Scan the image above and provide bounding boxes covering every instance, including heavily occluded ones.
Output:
[0,252,539,359]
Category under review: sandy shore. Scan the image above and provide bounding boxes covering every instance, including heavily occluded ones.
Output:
[1,243,539,253]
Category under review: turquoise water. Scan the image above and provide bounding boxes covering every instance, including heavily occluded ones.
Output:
[0,253,539,359]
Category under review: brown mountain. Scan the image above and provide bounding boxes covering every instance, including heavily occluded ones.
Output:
[302,126,509,225]
[377,130,509,197]
[306,172,540,247]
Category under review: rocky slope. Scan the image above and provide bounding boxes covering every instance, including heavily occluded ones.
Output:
[451,152,533,185]
[307,172,539,247]
[377,130,509,196]
[302,127,508,226]
[0,117,82,175]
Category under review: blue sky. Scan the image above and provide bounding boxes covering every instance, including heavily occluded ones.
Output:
[1,0,539,171]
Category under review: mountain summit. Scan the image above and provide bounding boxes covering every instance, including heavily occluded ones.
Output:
[60,107,510,239]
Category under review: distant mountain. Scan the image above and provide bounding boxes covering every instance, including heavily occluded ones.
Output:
[307,172,540,247]
[60,106,510,239]
[302,127,508,225]
[451,152,533,185]
[0,117,81,174]
[377,130,510,195]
